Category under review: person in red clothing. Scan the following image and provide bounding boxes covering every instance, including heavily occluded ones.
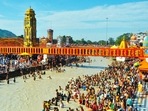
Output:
[98,101,103,111]
[91,101,98,111]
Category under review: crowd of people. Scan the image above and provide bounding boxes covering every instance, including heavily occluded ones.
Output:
[1,54,85,83]
[42,58,147,111]
[0,54,10,74]
[0,53,88,74]
[0,54,147,111]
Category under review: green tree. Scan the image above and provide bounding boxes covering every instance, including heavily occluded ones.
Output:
[108,37,115,45]
[93,41,98,45]
[69,36,74,44]
[62,35,66,43]
[81,38,87,44]
[87,40,92,44]
[115,33,131,45]
[75,40,81,44]
[98,40,106,45]
[18,35,24,38]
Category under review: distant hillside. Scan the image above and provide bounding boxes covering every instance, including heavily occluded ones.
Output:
[0,29,16,38]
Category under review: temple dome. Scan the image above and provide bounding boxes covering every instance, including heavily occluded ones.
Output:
[25,7,35,15]
[130,34,137,40]
[119,37,129,48]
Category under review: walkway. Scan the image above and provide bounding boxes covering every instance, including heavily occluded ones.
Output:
[133,83,148,111]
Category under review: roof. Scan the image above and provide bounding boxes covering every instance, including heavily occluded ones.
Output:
[119,38,129,48]
[139,59,148,71]
[110,45,118,49]
[25,7,35,15]
[130,34,137,40]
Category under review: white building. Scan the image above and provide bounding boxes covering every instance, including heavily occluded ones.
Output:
[130,32,147,46]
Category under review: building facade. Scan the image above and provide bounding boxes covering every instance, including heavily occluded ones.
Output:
[0,38,23,46]
[47,29,53,43]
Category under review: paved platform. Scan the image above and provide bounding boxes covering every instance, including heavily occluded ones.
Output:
[133,89,148,111]
[133,98,147,111]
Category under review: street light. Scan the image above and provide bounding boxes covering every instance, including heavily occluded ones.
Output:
[106,17,108,45]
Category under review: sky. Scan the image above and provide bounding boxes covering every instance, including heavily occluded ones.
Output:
[0,0,148,41]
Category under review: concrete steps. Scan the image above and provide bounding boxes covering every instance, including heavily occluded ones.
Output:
[133,94,148,111]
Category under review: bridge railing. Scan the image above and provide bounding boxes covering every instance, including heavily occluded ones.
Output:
[0,47,147,57]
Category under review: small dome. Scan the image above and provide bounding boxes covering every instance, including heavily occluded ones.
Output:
[130,34,137,40]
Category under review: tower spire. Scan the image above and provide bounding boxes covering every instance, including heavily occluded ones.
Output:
[24,8,37,47]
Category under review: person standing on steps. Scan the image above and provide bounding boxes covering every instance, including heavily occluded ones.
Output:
[7,78,9,84]
[33,73,36,81]
[13,77,16,83]
[6,74,9,84]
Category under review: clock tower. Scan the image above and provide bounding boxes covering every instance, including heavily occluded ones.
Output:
[24,7,36,47]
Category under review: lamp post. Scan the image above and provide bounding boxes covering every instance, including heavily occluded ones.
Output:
[106,17,108,45]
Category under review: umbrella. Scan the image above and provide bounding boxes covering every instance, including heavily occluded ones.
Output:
[110,45,118,49]
[19,52,32,56]
[20,52,29,55]
[134,62,140,67]
[107,109,113,111]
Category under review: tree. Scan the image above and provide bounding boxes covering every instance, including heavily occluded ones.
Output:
[75,40,81,44]
[87,40,92,44]
[18,35,24,38]
[108,37,115,45]
[98,40,106,45]
[69,36,74,44]
[62,35,66,43]
[93,41,98,45]
[115,33,131,45]
[81,38,87,44]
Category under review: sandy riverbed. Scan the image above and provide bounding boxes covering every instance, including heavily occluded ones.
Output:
[0,57,111,111]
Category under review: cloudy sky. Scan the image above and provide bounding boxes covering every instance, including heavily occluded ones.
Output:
[0,0,148,41]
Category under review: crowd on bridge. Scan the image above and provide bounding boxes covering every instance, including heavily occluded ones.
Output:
[42,58,147,111]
